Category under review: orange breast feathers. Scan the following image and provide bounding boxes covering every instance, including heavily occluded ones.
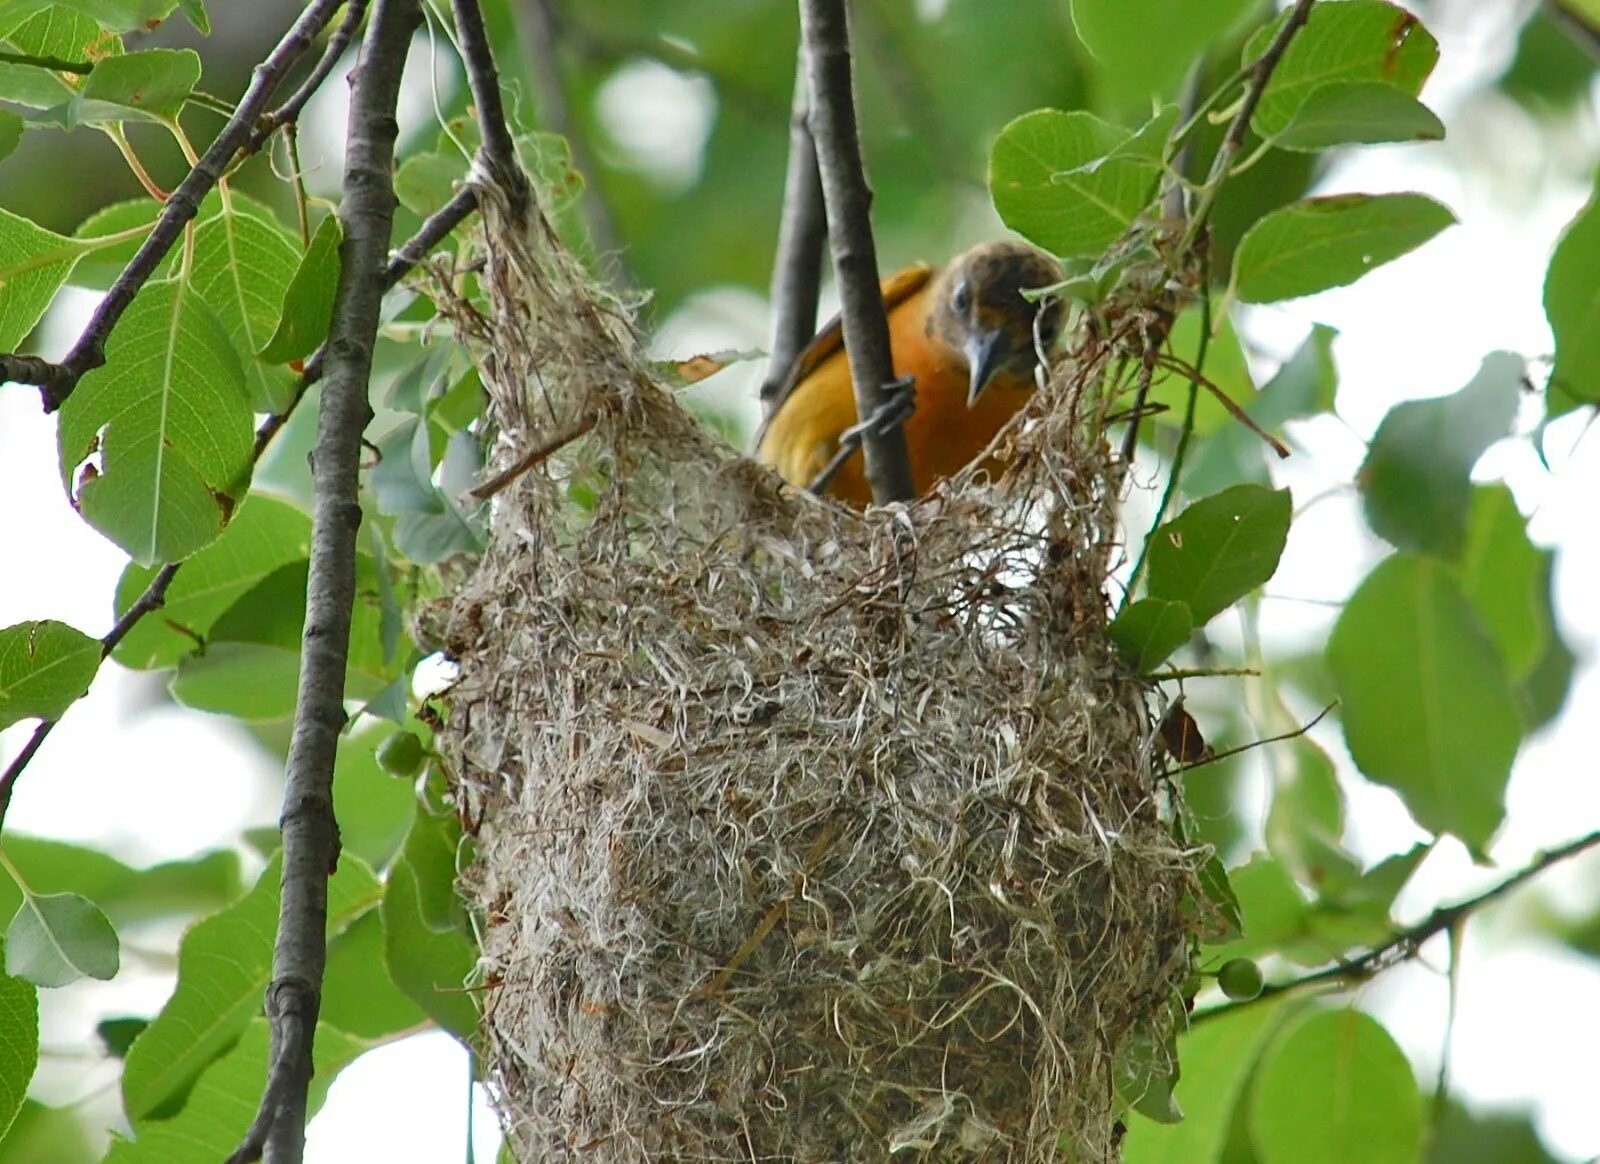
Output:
[755,240,1066,509]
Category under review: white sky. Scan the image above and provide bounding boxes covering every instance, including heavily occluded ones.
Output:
[2,4,1600,1161]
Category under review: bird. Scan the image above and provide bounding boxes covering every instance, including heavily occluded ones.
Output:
[756,239,1066,508]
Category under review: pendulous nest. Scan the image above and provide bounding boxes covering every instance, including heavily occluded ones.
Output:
[430,171,1207,1162]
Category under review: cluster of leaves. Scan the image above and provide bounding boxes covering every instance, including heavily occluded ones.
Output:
[0,0,1595,1161]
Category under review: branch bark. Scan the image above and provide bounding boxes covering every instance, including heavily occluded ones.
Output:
[453,0,531,217]
[759,51,827,419]
[797,0,915,505]
[229,2,418,1161]
[245,0,372,154]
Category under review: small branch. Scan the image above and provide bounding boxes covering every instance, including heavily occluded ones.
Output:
[1184,0,1315,248]
[469,409,599,499]
[1168,701,1336,775]
[512,0,633,286]
[244,0,371,155]
[0,49,91,73]
[229,2,418,1161]
[1549,0,1600,59]
[385,185,480,282]
[26,0,348,413]
[1194,828,1600,1024]
[798,0,915,505]
[452,0,531,217]
[759,51,828,419]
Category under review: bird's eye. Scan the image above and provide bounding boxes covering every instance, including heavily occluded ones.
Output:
[952,280,973,314]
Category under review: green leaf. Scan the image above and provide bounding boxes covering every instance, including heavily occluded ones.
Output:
[0,205,85,350]
[0,1098,95,1164]
[187,202,301,410]
[1123,996,1293,1162]
[59,48,199,125]
[68,197,161,291]
[1358,353,1522,559]
[1455,485,1546,679]
[0,1,179,36]
[1519,554,1575,731]
[1265,739,1359,896]
[1233,192,1455,304]
[57,279,252,565]
[1327,554,1523,854]
[119,852,380,1122]
[112,494,312,670]
[1269,80,1444,152]
[1205,855,1311,965]
[1249,1009,1420,1164]
[0,973,37,1141]
[97,1015,148,1058]
[1148,309,1256,438]
[0,108,21,162]
[0,7,119,110]
[257,212,340,366]
[0,620,99,728]
[1070,0,1254,105]
[372,417,444,515]
[0,836,240,927]
[105,1019,365,1163]
[394,150,462,219]
[1543,191,1600,410]
[1109,598,1193,672]
[383,858,479,1047]
[989,108,1164,257]
[1248,0,1439,141]
[169,642,302,721]
[176,0,206,34]
[1147,485,1292,626]
[333,724,420,870]
[320,908,427,1040]
[1500,13,1597,113]
[5,891,119,986]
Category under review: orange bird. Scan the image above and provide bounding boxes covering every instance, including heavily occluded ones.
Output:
[756,240,1066,508]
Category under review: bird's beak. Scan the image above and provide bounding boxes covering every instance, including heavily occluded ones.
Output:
[964,329,1008,408]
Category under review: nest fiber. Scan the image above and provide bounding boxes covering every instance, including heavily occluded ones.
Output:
[435,177,1203,1162]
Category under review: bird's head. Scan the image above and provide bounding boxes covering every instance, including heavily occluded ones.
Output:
[927,240,1067,407]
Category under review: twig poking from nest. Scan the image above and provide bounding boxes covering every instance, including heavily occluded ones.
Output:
[468,408,600,499]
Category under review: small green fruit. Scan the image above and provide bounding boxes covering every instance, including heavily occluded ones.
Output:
[377,731,426,777]
[1217,957,1264,1001]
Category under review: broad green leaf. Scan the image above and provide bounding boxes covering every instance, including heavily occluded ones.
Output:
[1456,485,1545,679]
[176,0,206,34]
[1233,193,1455,304]
[321,908,427,1040]
[383,854,478,1048]
[119,852,380,1122]
[57,279,252,565]
[188,203,300,410]
[0,1,178,35]
[372,417,444,515]
[1501,13,1597,113]
[1250,1009,1420,1164]
[1265,739,1359,896]
[59,48,198,126]
[1123,996,1293,1163]
[333,724,420,870]
[1070,0,1254,105]
[1147,485,1291,627]
[1270,80,1444,151]
[0,620,98,728]
[112,494,312,670]
[0,836,240,927]
[990,108,1164,257]
[1304,843,1430,954]
[0,108,21,162]
[96,1016,147,1058]
[1148,309,1256,437]
[1358,353,1521,559]
[169,642,302,721]
[1544,192,1600,409]
[1115,1023,1182,1125]
[394,150,462,219]
[1109,598,1193,672]
[0,973,37,1141]
[0,7,119,109]
[1428,1098,1566,1164]
[0,1097,95,1164]
[1327,554,1522,855]
[1248,0,1439,141]
[1205,855,1310,965]
[257,212,340,366]
[392,432,488,564]
[1185,324,1338,495]
[105,1020,365,1163]
[5,891,119,986]
[1520,554,1575,731]
[68,197,161,291]
[0,205,85,350]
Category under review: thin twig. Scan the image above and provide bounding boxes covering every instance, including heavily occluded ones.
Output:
[229,3,418,1161]
[452,0,530,216]
[798,0,915,505]
[1168,701,1336,775]
[1194,828,1600,1024]
[469,410,599,499]
[245,0,371,155]
[512,0,633,286]
[13,0,348,413]
[759,51,827,419]
[385,185,480,282]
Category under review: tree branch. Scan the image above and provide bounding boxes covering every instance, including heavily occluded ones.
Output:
[10,0,348,413]
[758,51,827,419]
[228,3,417,1161]
[1549,0,1600,59]
[1194,828,1600,1024]
[797,0,915,505]
[245,0,371,155]
[512,0,633,286]
[452,0,531,217]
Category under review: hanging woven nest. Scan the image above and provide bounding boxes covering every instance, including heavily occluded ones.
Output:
[429,174,1207,1162]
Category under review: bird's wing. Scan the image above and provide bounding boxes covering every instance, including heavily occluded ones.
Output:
[753,262,934,450]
